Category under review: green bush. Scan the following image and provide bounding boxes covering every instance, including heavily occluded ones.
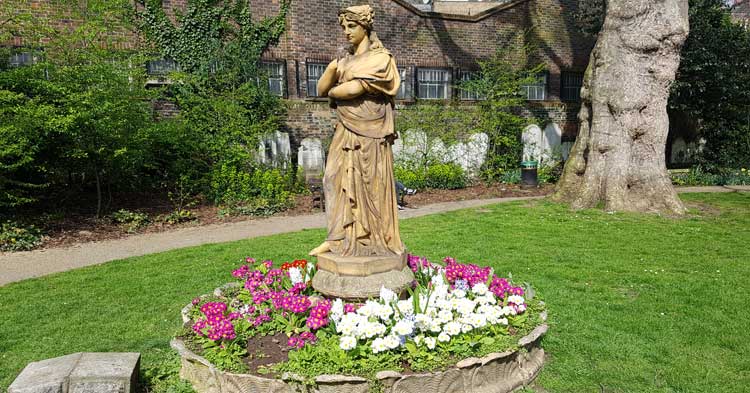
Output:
[396,163,467,190]
[111,209,150,233]
[395,166,427,190]
[0,221,42,252]
[671,166,750,186]
[425,163,467,190]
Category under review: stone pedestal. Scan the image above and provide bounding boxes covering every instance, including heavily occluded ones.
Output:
[312,252,414,300]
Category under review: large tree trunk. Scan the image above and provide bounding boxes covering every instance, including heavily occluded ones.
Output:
[553,0,689,215]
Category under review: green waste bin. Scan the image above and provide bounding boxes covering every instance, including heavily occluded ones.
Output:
[521,161,538,188]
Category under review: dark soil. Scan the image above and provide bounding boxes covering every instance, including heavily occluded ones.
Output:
[25,183,553,251]
[244,332,292,374]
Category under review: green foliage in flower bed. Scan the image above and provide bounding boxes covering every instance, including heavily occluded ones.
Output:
[395,163,467,190]
[0,221,43,252]
[671,167,750,186]
[1,193,750,392]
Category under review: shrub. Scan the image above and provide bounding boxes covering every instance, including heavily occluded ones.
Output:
[671,166,750,186]
[395,166,427,190]
[0,221,43,252]
[425,163,467,190]
[111,209,150,233]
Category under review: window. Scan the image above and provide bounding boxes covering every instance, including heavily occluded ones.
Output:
[561,72,584,102]
[458,70,481,100]
[417,68,451,100]
[522,73,547,101]
[396,66,413,100]
[260,61,286,97]
[146,58,179,75]
[8,51,37,67]
[306,62,327,97]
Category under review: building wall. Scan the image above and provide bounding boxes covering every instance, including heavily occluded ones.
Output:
[7,0,594,152]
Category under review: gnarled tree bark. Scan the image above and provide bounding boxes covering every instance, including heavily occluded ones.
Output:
[553,0,689,215]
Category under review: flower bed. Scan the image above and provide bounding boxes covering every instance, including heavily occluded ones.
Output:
[174,256,548,392]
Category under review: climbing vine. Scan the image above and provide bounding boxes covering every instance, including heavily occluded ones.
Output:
[136,0,290,81]
[134,0,298,207]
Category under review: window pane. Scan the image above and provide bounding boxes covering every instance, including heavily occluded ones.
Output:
[260,62,285,97]
[523,73,547,101]
[417,68,450,99]
[306,63,327,97]
[147,58,179,75]
[561,72,583,101]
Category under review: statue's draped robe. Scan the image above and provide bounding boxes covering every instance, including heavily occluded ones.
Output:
[324,47,404,257]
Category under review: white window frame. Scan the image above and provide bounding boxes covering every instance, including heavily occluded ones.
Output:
[260,61,286,97]
[306,62,328,97]
[458,70,481,101]
[417,68,451,100]
[8,51,39,67]
[522,73,548,101]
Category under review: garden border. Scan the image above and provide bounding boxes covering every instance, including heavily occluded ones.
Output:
[172,283,548,393]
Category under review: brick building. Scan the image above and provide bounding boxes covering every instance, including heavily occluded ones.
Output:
[6,0,595,159]
[243,0,594,148]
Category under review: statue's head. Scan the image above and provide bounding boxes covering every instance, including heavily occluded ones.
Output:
[338,5,374,46]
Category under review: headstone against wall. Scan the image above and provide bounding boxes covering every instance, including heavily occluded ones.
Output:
[393,130,447,167]
[522,124,543,162]
[542,123,563,164]
[258,131,291,168]
[298,137,326,179]
[446,132,489,177]
[561,141,574,161]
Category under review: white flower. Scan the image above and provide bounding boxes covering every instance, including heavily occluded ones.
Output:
[508,295,525,306]
[437,309,453,324]
[428,320,442,333]
[517,304,527,313]
[457,298,477,316]
[438,332,451,342]
[443,321,461,336]
[424,336,437,349]
[393,320,415,336]
[435,298,452,310]
[431,273,447,289]
[339,336,357,351]
[357,301,378,317]
[468,313,488,328]
[498,317,508,326]
[336,313,363,336]
[330,299,344,322]
[452,289,467,298]
[414,335,424,345]
[397,300,414,316]
[380,286,398,303]
[376,304,394,321]
[501,306,514,316]
[384,335,401,349]
[477,293,497,305]
[288,267,303,285]
[471,283,488,296]
[461,323,473,333]
[415,313,432,329]
[371,337,388,353]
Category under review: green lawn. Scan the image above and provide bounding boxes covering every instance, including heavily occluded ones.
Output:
[2,192,749,392]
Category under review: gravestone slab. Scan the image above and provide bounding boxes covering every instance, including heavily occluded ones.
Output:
[68,353,140,393]
[8,353,82,393]
[9,353,140,393]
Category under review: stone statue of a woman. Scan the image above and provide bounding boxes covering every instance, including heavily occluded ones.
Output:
[310,5,404,259]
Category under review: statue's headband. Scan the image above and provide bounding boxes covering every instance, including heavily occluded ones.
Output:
[338,5,374,30]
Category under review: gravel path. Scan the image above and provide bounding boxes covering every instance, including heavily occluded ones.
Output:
[1,186,747,287]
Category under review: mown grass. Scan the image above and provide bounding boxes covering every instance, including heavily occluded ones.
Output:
[1,192,749,392]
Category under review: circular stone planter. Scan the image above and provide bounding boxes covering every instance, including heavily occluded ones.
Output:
[173,283,548,393]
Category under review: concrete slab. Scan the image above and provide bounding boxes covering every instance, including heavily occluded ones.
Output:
[67,353,140,393]
[8,353,82,393]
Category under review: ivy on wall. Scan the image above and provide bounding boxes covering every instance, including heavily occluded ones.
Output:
[136,0,290,81]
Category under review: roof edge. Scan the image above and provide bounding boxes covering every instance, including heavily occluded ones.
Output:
[390,0,531,22]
